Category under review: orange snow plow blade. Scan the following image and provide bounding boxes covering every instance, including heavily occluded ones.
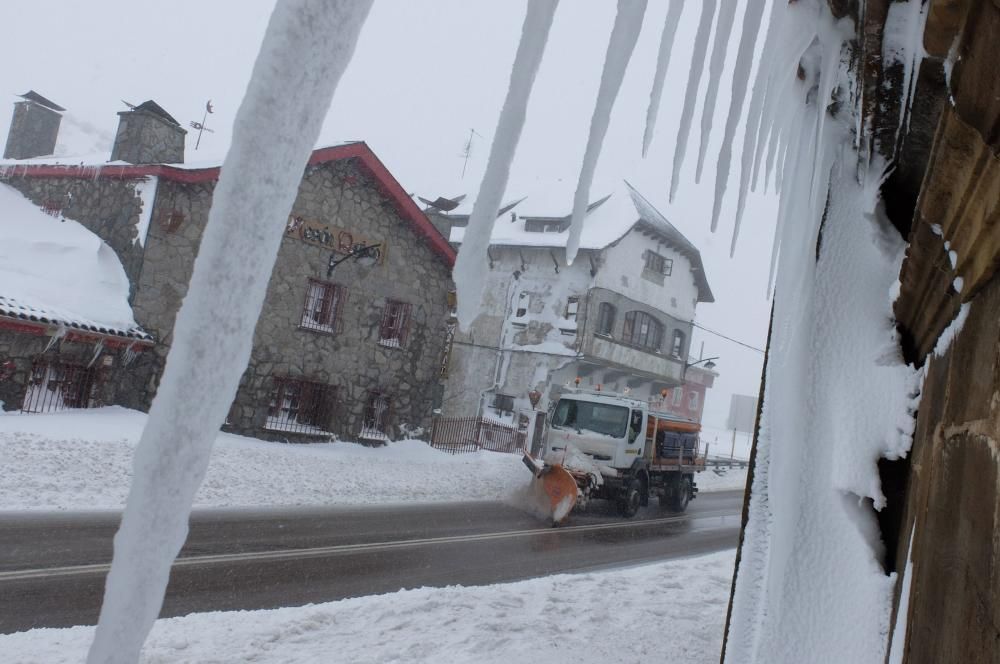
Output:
[522,453,580,524]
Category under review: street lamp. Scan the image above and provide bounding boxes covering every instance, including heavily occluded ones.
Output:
[327,243,382,277]
[685,356,718,371]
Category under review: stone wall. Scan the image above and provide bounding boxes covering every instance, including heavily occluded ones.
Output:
[133,158,452,441]
[1,174,153,299]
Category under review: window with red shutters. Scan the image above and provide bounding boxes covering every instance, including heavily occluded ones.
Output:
[378,300,411,348]
[300,279,345,333]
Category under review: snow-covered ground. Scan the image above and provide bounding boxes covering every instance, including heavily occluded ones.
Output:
[0,548,735,663]
[0,407,745,511]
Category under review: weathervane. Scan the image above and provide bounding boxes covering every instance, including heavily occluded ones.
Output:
[189,100,215,150]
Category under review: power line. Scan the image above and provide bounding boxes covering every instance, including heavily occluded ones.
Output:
[690,321,765,354]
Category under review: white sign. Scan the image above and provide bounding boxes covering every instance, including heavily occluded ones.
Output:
[727,394,758,433]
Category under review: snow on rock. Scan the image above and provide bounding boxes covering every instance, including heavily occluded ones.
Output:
[453,0,559,329]
[669,0,717,202]
[642,0,685,157]
[0,549,737,664]
[87,2,373,663]
[565,0,647,265]
[132,177,157,247]
[0,408,526,511]
[0,183,142,335]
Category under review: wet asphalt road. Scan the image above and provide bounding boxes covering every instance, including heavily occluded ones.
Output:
[0,490,742,633]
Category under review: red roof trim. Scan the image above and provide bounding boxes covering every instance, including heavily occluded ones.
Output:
[2,143,457,267]
[0,316,154,349]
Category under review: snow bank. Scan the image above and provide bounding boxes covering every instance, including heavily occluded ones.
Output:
[0,549,737,664]
[0,183,140,334]
[0,408,526,511]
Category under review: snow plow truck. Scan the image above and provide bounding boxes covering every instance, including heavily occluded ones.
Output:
[523,389,706,524]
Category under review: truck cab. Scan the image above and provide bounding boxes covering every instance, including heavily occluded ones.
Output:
[546,391,648,470]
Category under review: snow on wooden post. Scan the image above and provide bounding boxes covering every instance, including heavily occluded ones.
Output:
[86,2,372,662]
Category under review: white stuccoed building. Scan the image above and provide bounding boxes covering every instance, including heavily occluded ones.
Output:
[432,181,714,426]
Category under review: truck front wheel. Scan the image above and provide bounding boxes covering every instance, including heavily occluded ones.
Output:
[617,478,643,518]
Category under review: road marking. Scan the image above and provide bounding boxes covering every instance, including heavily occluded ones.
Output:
[0,509,738,583]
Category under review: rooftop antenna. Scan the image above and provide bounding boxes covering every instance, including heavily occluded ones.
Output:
[459,128,482,179]
[189,100,215,150]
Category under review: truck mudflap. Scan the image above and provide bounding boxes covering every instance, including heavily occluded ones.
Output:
[522,452,584,525]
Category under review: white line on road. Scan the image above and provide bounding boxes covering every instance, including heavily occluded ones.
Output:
[0,509,739,583]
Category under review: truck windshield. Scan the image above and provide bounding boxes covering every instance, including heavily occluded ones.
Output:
[551,399,629,438]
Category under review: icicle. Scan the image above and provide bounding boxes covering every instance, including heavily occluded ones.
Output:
[453,0,560,328]
[642,0,685,157]
[695,0,739,183]
[766,102,810,297]
[730,0,785,254]
[710,0,765,234]
[85,2,373,662]
[669,0,717,201]
[565,0,647,265]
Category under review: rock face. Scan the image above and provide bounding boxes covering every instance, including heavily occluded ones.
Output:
[1,152,453,442]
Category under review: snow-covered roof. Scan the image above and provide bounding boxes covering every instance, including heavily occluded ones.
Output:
[0,183,151,342]
[448,181,714,302]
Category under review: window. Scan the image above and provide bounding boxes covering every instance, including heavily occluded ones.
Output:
[21,360,100,413]
[643,251,673,276]
[492,393,514,415]
[265,377,337,435]
[671,330,686,359]
[300,279,345,333]
[551,398,630,438]
[379,300,412,347]
[565,296,579,321]
[672,387,684,407]
[362,391,391,439]
[596,302,616,336]
[621,311,665,351]
[688,391,700,411]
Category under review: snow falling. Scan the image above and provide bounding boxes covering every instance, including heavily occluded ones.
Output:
[86,2,373,662]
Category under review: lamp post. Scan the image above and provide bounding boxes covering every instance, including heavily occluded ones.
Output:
[327,243,382,277]
[684,356,718,371]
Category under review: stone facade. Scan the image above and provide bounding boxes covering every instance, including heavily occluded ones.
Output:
[111,106,186,165]
[3,100,61,160]
[1,145,453,442]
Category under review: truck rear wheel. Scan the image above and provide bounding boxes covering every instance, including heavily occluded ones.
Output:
[617,478,643,518]
[662,477,691,512]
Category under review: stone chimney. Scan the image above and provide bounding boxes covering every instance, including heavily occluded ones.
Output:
[111,100,186,164]
[3,91,65,160]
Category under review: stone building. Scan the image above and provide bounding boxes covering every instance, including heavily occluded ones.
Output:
[1,98,456,442]
[432,181,714,423]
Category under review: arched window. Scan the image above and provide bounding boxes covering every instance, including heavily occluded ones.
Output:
[596,302,616,336]
[671,330,686,359]
[622,311,665,351]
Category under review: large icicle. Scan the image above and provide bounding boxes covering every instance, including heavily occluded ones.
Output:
[86,2,373,662]
[669,0,717,201]
[710,0,766,234]
[641,0,685,157]
[565,0,647,265]
[695,0,739,182]
[730,0,786,253]
[453,0,560,328]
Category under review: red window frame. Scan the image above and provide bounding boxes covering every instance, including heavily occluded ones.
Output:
[378,300,412,347]
[300,279,345,333]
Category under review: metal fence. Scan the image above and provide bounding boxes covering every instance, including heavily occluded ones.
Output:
[21,361,101,413]
[429,416,528,455]
[264,377,338,437]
